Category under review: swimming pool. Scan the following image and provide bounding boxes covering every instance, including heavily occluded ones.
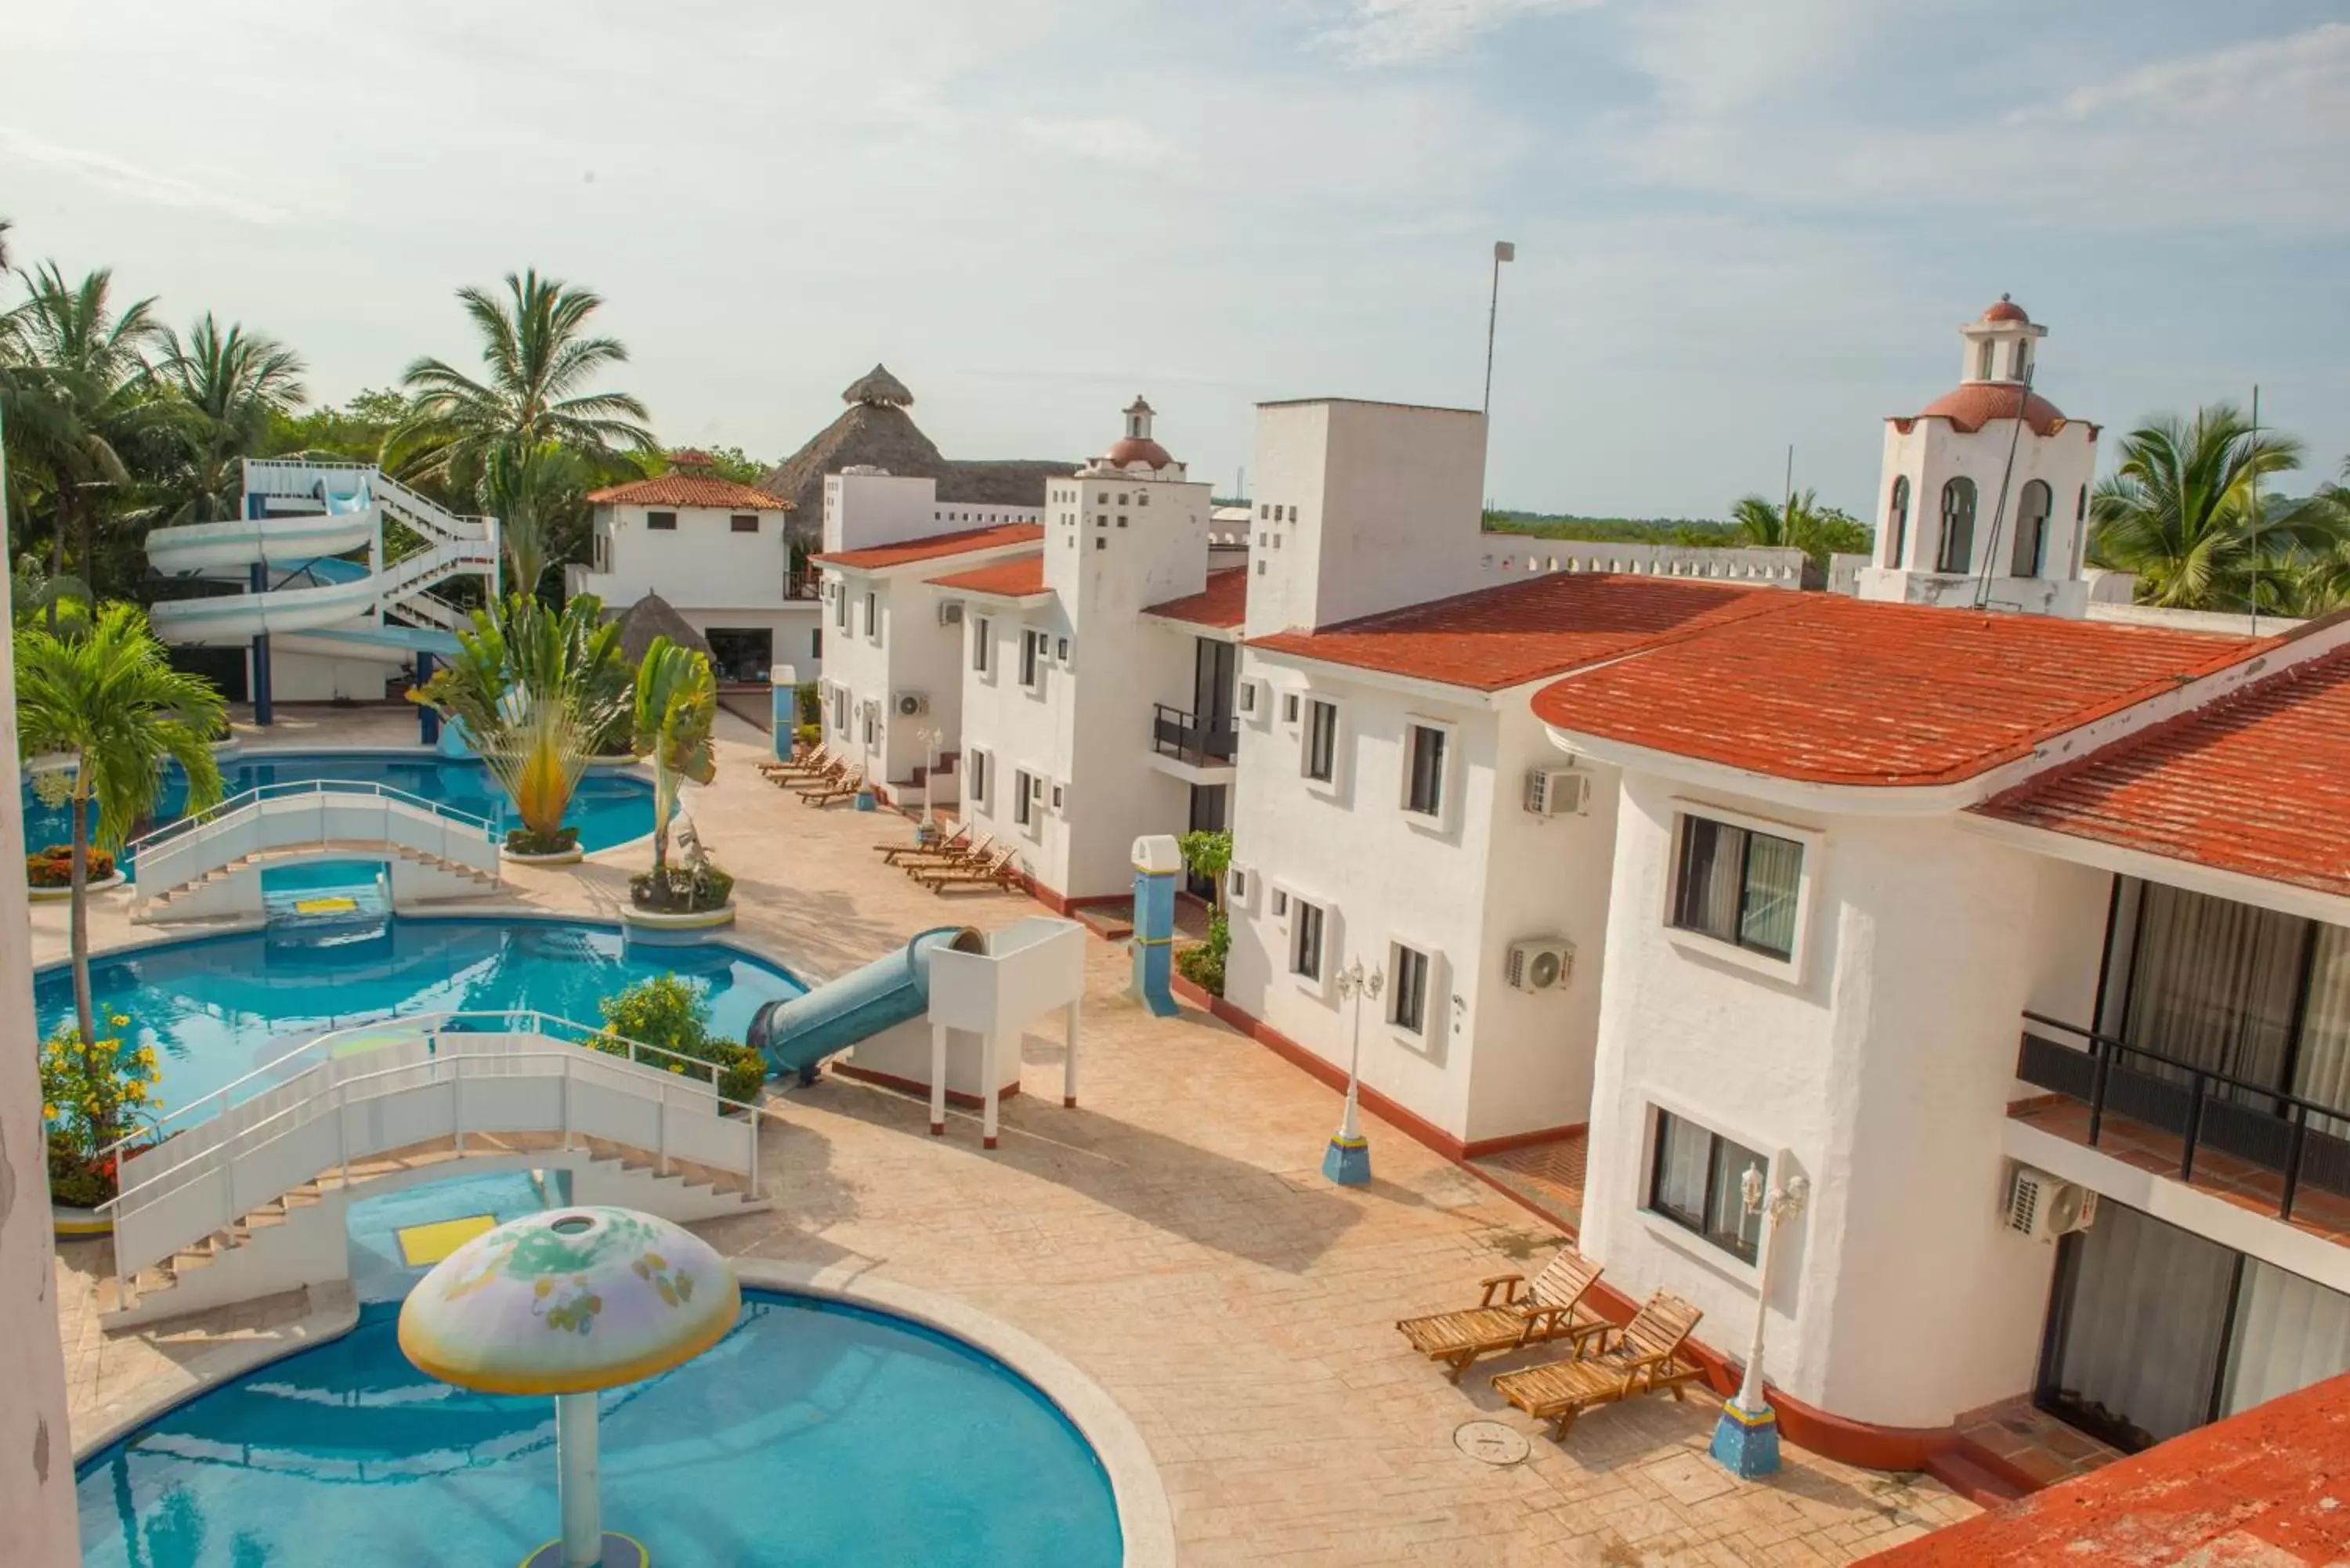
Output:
[33,917,805,1116]
[77,1291,1124,1568]
[20,749,656,858]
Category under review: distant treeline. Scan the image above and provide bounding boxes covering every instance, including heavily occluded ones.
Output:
[1484,511,1744,547]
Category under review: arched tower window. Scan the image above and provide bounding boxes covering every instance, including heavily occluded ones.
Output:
[2077,483,2088,522]
[1885,475,1911,568]
[1938,478,1977,574]
[2012,340,2031,381]
[1976,341,1995,381]
[2012,479,2052,577]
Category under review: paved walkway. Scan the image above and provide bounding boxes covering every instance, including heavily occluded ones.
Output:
[38,703,1975,1564]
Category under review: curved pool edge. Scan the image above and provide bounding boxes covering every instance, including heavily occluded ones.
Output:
[70,1265,1174,1568]
[733,1259,1177,1568]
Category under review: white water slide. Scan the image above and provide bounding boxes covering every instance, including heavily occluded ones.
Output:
[146,459,500,650]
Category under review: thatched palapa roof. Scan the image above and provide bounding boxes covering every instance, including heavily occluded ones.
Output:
[612,591,710,666]
[758,363,1076,538]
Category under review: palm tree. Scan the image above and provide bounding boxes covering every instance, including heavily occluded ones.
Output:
[2089,405,2309,611]
[14,604,225,1047]
[1730,487,1871,572]
[152,313,308,526]
[479,439,585,603]
[9,554,91,632]
[631,637,717,896]
[2,265,166,602]
[389,269,656,493]
[411,594,630,853]
[2285,463,2350,613]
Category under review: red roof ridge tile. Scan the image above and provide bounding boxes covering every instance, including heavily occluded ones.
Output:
[812,522,1044,571]
[1144,566,1249,629]
[927,555,1049,598]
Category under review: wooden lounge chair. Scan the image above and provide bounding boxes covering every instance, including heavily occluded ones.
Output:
[878,826,974,864]
[1394,1248,1606,1383]
[912,844,1019,892]
[891,832,992,870]
[770,754,842,786]
[1491,1291,1707,1441]
[798,768,866,807]
[759,753,821,778]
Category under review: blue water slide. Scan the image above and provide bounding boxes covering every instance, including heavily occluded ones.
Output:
[747,926,985,1085]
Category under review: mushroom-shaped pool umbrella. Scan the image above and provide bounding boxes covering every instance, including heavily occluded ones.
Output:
[398,1207,741,1568]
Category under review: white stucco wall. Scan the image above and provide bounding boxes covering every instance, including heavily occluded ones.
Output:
[958,597,1079,894]
[578,500,794,612]
[816,568,972,793]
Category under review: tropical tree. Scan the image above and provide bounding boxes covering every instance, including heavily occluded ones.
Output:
[479,439,586,602]
[2088,405,2310,611]
[410,594,630,854]
[151,313,308,526]
[389,269,656,492]
[14,604,225,1047]
[9,554,91,633]
[2,265,167,598]
[630,636,718,899]
[2283,465,2350,614]
[1730,487,1871,572]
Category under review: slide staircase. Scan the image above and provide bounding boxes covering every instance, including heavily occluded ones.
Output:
[96,1012,770,1327]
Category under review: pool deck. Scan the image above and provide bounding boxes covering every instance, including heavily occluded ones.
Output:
[38,703,1976,1565]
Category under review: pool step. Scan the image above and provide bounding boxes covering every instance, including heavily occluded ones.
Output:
[137,838,502,923]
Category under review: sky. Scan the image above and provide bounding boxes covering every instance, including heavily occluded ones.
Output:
[4,0,2347,518]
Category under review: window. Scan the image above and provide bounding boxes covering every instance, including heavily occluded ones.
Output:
[1976,341,1994,381]
[1020,629,1047,689]
[731,514,758,533]
[834,586,848,630]
[1938,478,1977,574]
[1390,945,1430,1035]
[1672,813,1804,961]
[1885,475,1910,568]
[972,616,990,674]
[1055,636,1070,663]
[1285,505,1296,522]
[968,749,989,807]
[1303,699,1339,783]
[812,628,822,658]
[1648,1111,1766,1263]
[1095,537,1107,551]
[1282,693,1300,724]
[1271,887,1290,919]
[1117,515,1127,528]
[864,592,880,641]
[2077,482,2088,523]
[1291,898,1325,983]
[1014,769,1041,829]
[829,685,847,732]
[1227,866,1250,905]
[2012,340,2031,380]
[647,511,677,531]
[2013,479,2052,578]
[861,703,877,746]
[1405,724,1447,817]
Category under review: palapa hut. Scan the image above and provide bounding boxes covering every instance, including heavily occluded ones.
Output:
[612,591,711,667]
[759,364,1076,544]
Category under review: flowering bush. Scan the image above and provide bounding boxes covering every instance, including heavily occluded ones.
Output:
[40,1017,161,1208]
[27,844,115,887]
[595,976,764,1108]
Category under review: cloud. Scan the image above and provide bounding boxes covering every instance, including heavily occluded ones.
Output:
[2039,20,2350,125]
[1017,115,1183,168]
[0,126,287,225]
[1318,0,1598,68]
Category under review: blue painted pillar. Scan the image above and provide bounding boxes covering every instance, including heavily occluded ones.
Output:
[1129,834,1180,1017]
[247,490,273,725]
[415,651,439,746]
[1710,1399,1782,1477]
[769,663,800,761]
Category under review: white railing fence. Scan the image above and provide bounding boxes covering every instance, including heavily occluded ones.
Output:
[128,782,498,905]
[101,1015,765,1291]
[243,459,494,547]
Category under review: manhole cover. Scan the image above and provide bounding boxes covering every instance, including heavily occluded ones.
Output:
[1453,1419,1530,1466]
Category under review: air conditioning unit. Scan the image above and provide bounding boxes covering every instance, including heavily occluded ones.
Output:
[1505,938,1574,992]
[1525,765,1590,818]
[893,691,930,718]
[2005,1166,2098,1241]
[938,601,965,627]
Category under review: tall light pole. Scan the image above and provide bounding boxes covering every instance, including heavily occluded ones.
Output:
[1712,1166,1810,1477]
[1322,956,1383,1186]
[1482,240,1516,417]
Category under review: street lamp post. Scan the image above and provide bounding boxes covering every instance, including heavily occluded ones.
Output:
[1322,956,1383,1187]
[1482,240,1516,417]
[1711,1166,1810,1477]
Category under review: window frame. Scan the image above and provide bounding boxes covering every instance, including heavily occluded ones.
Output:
[972,616,992,677]
[730,513,759,533]
[968,748,990,808]
[1013,767,1041,832]
[646,510,678,532]
[864,591,880,645]
[1020,628,1048,692]
[1662,800,1820,982]
[2012,479,2052,579]
[1885,475,1910,569]
[1644,1106,1770,1266]
[1938,478,1977,575]
[1401,717,1456,829]
[1289,895,1328,991]
[1388,941,1435,1039]
[1301,697,1343,790]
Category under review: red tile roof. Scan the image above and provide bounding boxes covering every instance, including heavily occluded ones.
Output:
[1531,594,2271,787]
[812,523,1043,572]
[1976,642,2350,898]
[1145,567,1249,630]
[1247,573,1799,692]
[585,473,792,510]
[927,555,1048,599]
[1897,382,2077,437]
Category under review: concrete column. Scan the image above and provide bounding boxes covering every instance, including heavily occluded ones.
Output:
[929,1024,948,1137]
[414,650,439,746]
[982,1032,1001,1151]
[0,423,86,1564]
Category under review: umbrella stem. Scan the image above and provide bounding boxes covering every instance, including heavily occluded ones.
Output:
[557,1391,602,1566]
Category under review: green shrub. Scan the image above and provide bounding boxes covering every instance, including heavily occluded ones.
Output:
[505,825,580,856]
[595,975,765,1107]
[1175,910,1229,997]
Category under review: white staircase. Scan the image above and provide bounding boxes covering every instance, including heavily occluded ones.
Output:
[238,458,502,629]
[130,782,503,921]
[97,1013,771,1327]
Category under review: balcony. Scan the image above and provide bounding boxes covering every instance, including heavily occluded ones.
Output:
[1151,705,1237,770]
[785,568,822,602]
[2013,1013,2350,1248]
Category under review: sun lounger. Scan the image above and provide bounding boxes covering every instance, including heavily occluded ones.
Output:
[798,768,866,807]
[889,832,992,869]
[1491,1290,1707,1441]
[878,826,976,864]
[768,755,842,786]
[911,844,1019,891]
[1395,1248,1606,1383]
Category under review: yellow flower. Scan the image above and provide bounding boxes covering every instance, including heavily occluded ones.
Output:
[109,1014,129,1028]
[42,1104,58,1121]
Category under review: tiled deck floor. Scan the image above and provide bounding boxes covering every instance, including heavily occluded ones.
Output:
[1950,1396,2122,1490]
[1472,1133,1589,1234]
[2008,1098,2350,1248]
[41,703,1980,1564]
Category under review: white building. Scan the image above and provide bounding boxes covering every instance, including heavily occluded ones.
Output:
[1857,297,2100,619]
[1534,587,2350,1455]
[568,452,812,683]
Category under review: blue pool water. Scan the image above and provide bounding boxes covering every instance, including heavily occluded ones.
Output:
[20,749,655,858]
[77,1292,1123,1568]
[32,918,804,1117]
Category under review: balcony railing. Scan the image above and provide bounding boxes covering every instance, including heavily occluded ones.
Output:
[1152,704,1238,767]
[785,567,822,601]
[2016,1012,2350,1222]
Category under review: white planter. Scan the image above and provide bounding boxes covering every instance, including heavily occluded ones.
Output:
[620,902,737,931]
[52,1202,113,1242]
[28,871,126,902]
[503,844,585,866]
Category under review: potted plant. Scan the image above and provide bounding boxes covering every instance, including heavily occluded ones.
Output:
[40,1015,162,1236]
[1174,829,1233,998]
[624,637,732,927]
[27,843,120,901]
